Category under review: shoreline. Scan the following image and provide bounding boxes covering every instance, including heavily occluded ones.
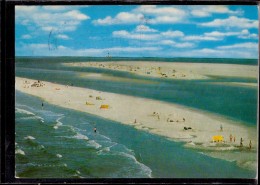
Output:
[208,82,258,88]
[15,77,257,171]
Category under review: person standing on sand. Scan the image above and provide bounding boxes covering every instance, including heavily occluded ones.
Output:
[233,136,236,142]
[249,140,252,149]
[229,134,233,142]
[240,138,243,147]
[220,124,223,131]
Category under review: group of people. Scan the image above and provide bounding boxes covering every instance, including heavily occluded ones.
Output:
[229,134,236,143]
[229,134,252,149]
[167,117,185,123]
[221,125,252,149]
[152,112,160,120]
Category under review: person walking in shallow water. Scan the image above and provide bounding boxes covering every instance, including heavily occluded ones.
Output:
[41,102,44,109]
[94,127,97,133]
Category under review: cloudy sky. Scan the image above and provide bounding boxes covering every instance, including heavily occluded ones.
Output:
[15,5,258,58]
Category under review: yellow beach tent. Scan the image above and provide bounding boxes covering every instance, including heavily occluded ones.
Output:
[100,104,109,109]
[212,135,224,142]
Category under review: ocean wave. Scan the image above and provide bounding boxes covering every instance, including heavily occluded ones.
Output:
[53,116,64,129]
[16,107,45,123]
[73,127,87,132]
[79,118,91,125]
[74,133,89,140]
[22,145,45,151]
[24,136,36,140]
[16,104,39,114]
[38,110,64,118]
[15,149,25,155]
[58,133,89,140]
[72,170,84,178]
[117,151,152,178]
[16,104,63,122]
[56,117,64,126]
[19,115,44,122]
[56,154,63,158]
[87,140,102,149]
[98,134,112,141]
[15,108,35,116]
[39,145,45,149]
[97,143,117,155]
[97,142,152,178]
[63,125,87,133]
[18,162,68,168]
[110,143,134,154]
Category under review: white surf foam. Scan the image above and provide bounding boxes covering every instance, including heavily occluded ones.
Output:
[97,143,117,155]
[117,151,152,178]
[24,136,35,140]
[53,116,64,129]
[39,145,45,149]
[16,107,45,123]
[38,110,64,117]
[88,140,102,149]
[15,108,35,116]
[56,154,63,158]
[15,149,25,155]
[98,134,112,141]
[73,133,89,140]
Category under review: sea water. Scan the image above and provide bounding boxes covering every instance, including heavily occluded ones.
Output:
[16,57,258,125]
[15,57,258,178]
[16,91,256,178]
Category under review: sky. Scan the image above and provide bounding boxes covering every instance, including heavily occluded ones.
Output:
[15,5,259,58]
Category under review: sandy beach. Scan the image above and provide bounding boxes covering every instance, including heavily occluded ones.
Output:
[16,77,257,170]
[63,61,258,81]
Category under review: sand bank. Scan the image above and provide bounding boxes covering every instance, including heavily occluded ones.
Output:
[63,61,258,80]
[16,77,257,170]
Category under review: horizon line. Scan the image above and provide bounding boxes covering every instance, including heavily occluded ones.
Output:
[15,56,259,60]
